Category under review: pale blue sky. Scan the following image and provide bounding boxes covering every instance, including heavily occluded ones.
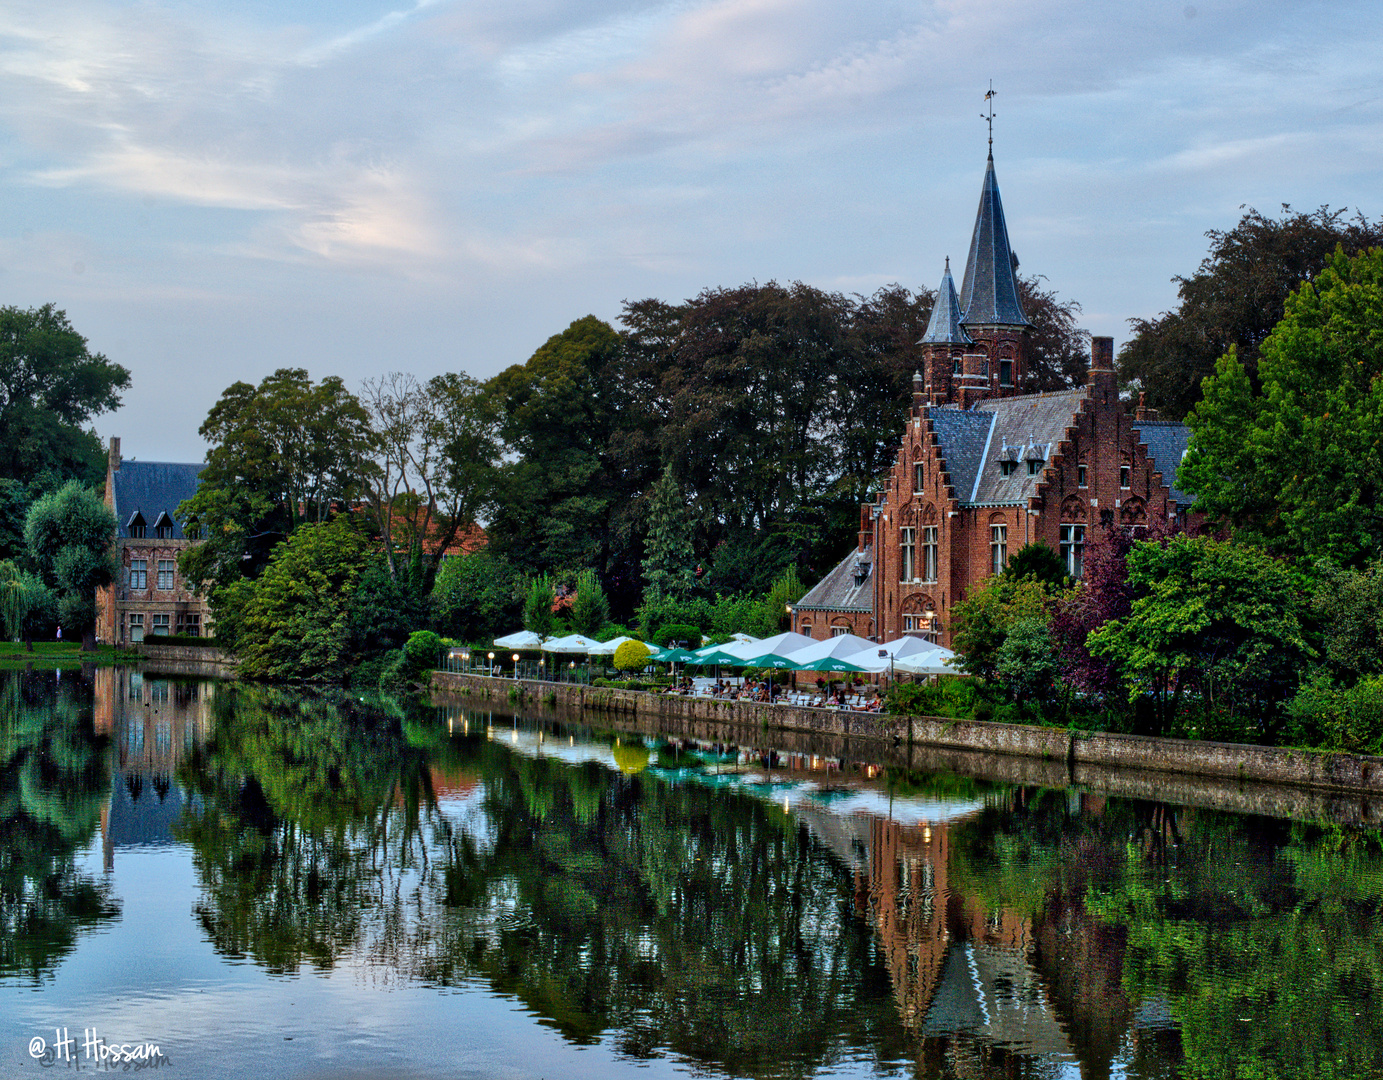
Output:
[2,0,1380,461]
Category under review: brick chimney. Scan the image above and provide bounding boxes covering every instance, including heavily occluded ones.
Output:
[912,370,924,417]
[1087,337,1117,406]
[108,436,121,473]
[1134,391,1159,422]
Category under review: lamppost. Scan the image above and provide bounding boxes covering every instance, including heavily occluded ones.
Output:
[512,653,520,679]
[487,651,495,676]
[461,650,469,674]
[538,657,545,681]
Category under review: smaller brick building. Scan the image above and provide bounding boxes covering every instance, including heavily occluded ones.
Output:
[95,438,213,645]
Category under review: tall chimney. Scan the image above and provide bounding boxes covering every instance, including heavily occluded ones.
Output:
[1087,336,1117,406]
[108,436,122,473]
[912,371,924,417]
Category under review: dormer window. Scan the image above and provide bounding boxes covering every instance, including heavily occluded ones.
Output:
[154,511,175,540]
[1027,458,1043,476]
[127,511,146,539]
[1000,460,1017,477]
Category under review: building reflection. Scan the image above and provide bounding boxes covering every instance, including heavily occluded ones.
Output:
[92,667,215,870]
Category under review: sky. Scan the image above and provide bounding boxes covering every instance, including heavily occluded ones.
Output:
[2,0,1381,462]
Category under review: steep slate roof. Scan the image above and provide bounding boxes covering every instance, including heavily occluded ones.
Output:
[932,389,1086,506]
[958,155,1029,328]
[928,406,997,503]
[795,548,873,612]
[1132,420,1193,507]
[920,258,973,345]
[109,461,205,540]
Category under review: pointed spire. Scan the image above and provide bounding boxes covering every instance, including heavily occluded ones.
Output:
[920,256,973,345]
[959,155,1029,327]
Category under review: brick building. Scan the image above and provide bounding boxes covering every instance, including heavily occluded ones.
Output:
[95,437,213,644]
[793,150,1190,646]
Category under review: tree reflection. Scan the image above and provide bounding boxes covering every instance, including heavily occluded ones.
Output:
[0,670,119,981]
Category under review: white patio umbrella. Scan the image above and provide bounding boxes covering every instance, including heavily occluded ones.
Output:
[891,647,958,676]
[494,630,544,649]
[540,633,603,654]
[586,635,633,656]
[720,631,816,660]
[787,633,876,666]
[843,635,949,673]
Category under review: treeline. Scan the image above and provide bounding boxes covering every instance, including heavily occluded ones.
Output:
[186,277,1088,681]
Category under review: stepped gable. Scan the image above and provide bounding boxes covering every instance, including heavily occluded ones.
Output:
[958,154,1029,328]
[964,389,1087,505]
[1131,420,1193,508]
[109,461,206,539]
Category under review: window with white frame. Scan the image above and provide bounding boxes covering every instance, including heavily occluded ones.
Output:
[129,560,147,590]
[128,613,144,643]
[921,526,938,583]
[176,612,201,636]
[1120,464,1131,488]
[999,359,1013,386]
[1078,463,1088,488]
[151,613,170,636]
[830,625,848,637]
[157,560,175,591]
[1060,524,1086,580]
[900,527,915,582]
[990,524,1007,575]
[914,461,924,491]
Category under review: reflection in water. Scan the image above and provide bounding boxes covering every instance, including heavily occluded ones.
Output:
[5,674,1383,1079]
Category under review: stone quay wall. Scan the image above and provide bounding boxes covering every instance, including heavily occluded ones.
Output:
[134,642,237,677]
[431,671,1383,797]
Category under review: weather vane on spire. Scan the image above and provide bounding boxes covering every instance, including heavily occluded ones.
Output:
[983,81,996,154]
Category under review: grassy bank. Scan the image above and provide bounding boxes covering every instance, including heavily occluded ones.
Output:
[0,641,143,670]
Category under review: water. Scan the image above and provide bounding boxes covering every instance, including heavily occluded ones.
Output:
[3,667,1383,1079]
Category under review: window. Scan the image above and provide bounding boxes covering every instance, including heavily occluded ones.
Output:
[176,613,201,637]
[151,613,170,636]
[951,357,962,375]
[129,523,146,538]
[830,626,848,637]
[990,524,1007,575]
[157,560,175,591]
[914,461,924,491]
[128,613,145,643]
[798,622,812,637]
[921,526,937,583]
[999,359,1013,386]
[1060,524,1086,580]
[1120,465,1131,489]
[899,527,915,582]
[1000,460,1017,476]
[155,523,173,539]
[1027,458,1043,476]
[129,560,147,590]
[1078,463,1088,488]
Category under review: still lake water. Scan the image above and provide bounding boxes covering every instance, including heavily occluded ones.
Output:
[3,667,1383,1080]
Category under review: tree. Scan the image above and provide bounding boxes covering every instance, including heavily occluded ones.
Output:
[0,304,130,487]
[23,481,116,649]
[179,369,375,592]
[1017,276,1090,391]
[1001,541,1068,590]
[950,576,1054,682]
[360,371,499,588]
[993,617,1062,707]
[523,574,557,639]
[641,464,695,602]
[234,515,369,682]
[1119,206,1383,419]
[612,640,650,673]
[0,560,28,642]
[569,569,610,637]
[1180,247,1383,565]
[1309,561,1383,684]
[1087,534,1311,737]
[431,550,522,643]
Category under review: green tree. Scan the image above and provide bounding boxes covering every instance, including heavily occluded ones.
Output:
[1181,247,1383,565]
[234,516,369,682]
[641,464,695,602]
[569,569,610,637]
[612,639,650,673]
[950,576,1054,681]
[1120,205,1383,419]
[522,574,556,639]
[179,369,375,592]
[0,304,130,487]
[431,549,522,642]
[1001,540,1069,590]
[993,616,1062,707]
[0,560,28,643]
[23,481,116,649]
[1309,560,1383,683]
[1088,534,1311,737]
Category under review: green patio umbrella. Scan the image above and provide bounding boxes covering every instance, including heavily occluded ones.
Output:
[693,648,745,667]
[795,656,870,673]
[658,648,701,664]
[739,652,803,671]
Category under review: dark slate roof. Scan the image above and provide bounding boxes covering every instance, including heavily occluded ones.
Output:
[1132,420,1193,507]
[958,155,1029,328]
[796,548,873,612]
[919,258,973,345]
[110,461,205,539]
[928,406,997,503]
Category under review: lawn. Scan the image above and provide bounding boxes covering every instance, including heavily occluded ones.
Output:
[0,641,143,669]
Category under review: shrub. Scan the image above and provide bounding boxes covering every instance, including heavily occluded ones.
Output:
[613,640,651,673]
[403,630,442,673]
[653,623,701,649]
[1284,673,1383,753]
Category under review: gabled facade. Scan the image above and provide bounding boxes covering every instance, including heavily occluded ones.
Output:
[794,151,1191,646]
[95,438,213,644]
